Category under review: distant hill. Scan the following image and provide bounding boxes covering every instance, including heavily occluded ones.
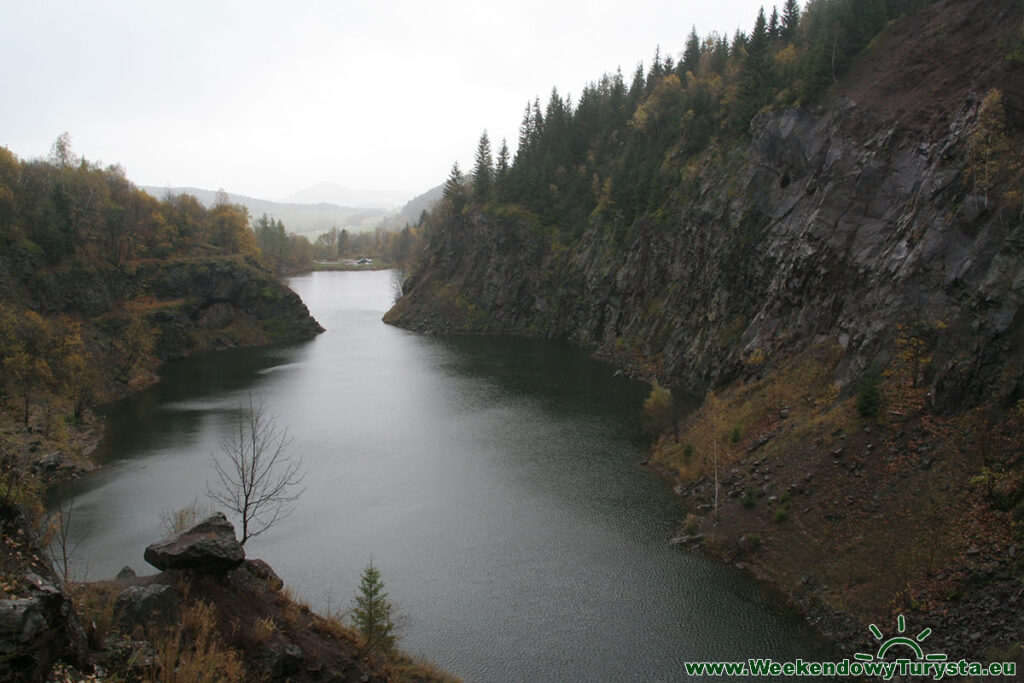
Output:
[140,186,390,235]
[375,183,444,231]
[284,181,411,208]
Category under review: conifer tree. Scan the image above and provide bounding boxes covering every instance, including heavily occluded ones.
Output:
[472,131,493,201]
[516,102,533,161]
[352,561,396,657]
[731,28,748,56]
[768,6,781,40]
[530,98,545,147]
[628,62,646,103]
[495,138,510,185]
[782,0,801,40]
[442,162,466,206]
[734,7,774,128]
[682,26,701,75]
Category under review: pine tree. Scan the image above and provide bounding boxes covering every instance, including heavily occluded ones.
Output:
[768,6,781,40]
[472,130,493,201]
[647,46,664,89]
[682,26,701,76]
[352,561,396,657]
[495,138,510,185]
[530,97,544,147]
[516,102,533,161]
[782,0,800,40]
[731,29,748,57]
[733,7,774,129]
[628,62,646,103]
[442,162,466,205]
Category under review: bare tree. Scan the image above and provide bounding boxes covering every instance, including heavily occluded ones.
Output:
[48,498,87,584]
[206,395,305,545]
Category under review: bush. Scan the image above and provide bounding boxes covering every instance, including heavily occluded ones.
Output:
[774,507,789,523]
[856,372,883,418]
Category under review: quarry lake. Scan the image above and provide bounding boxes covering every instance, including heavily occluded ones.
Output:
[52,269,835,681]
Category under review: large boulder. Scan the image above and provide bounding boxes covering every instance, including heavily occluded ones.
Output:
[112,584,180,631]
[143,513,245,572]
[0,572,88,681]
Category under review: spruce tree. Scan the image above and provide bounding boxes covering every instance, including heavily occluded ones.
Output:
[516,102,533,161]
[443,162,466,206]
[734,7,774,128]
[472,131,493,201]
[682,26,701,76]
[352,561,396,657]
[731,29,747,56]
[782,0,800,40]
[495,138,510,185]
[768,7,781,40]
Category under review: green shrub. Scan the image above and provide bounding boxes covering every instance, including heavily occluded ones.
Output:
[856,371,883,418]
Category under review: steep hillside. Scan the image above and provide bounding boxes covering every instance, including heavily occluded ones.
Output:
[386,0,1024,663]
[387,0,1023,412]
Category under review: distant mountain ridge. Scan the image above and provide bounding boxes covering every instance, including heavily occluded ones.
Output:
[140,185,395,235]
[283,181,411,208]
[377,183,444,231]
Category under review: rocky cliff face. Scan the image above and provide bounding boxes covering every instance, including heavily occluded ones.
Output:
[387,93,1022,411]
[28,256,323,361]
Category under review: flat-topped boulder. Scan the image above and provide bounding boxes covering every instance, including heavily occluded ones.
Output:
[144,512,245,572]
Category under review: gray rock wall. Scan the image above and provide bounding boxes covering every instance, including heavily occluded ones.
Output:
[388,97,1023,411]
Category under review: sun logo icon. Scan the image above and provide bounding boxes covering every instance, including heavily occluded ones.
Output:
[855,614,948,663]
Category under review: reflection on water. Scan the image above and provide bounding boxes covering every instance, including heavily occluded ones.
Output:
[51,270,835,682]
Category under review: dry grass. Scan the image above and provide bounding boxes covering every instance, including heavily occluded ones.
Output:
[121,297,185,314]
[383,654,464,683]
[276,586,312,630]
[653,343,843,483]
[251,616,276,644]
[147,599,246,682]
[70,581,121,650]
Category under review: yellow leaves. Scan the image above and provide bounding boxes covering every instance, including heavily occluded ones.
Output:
[774,44,800,81]
[884,323,932,390]
[744,348,766,367]
[208,203,259,257]
[642,381,674,438]
[630,74,683,134]
[965,88,1020,207]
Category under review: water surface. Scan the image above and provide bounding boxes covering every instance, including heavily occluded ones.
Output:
[53,270,833,681]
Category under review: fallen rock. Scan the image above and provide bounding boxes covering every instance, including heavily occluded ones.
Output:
[670,533,704,546]
[0,572,87,681]
[113,585,180,631]
[143,512,245,572]
[271,642,304,678]
[115,566,136,580]
[243,559,284,591]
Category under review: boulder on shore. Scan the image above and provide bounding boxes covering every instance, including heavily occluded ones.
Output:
[143,512,245,572]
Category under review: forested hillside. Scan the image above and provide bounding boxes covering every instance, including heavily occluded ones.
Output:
[0,137,322,475]
[387,0,1024,662]
[389,0,1023,406]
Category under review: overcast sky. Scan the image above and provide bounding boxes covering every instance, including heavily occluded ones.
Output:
[2,0,775,203]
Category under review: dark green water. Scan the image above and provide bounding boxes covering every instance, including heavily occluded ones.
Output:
[52,270,835,681]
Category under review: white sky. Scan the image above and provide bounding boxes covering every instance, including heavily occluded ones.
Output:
[1,0,774,203]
